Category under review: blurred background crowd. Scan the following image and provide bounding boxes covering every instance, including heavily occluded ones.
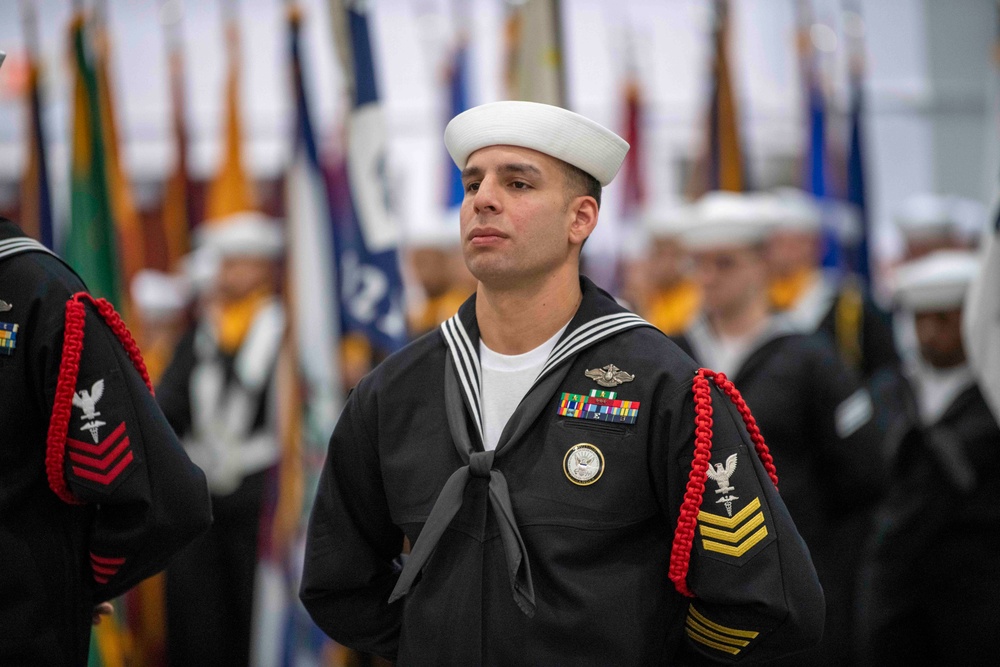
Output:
[1,0,998,665]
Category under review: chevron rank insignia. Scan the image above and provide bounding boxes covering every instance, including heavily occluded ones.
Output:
[90,552,126,585]
[557,390,640,425]
[66,421,135,493]
[685,605,760,657]
[0,322,18,355]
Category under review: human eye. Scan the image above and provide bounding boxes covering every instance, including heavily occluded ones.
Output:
[510,180,530,190]
[465,181,480,193]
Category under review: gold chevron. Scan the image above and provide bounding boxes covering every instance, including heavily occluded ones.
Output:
[689,606,760,639]
[686,628,741,655]
[699,510,765,543]
[702,525,769,557]
[686,617,751,647]
[698,496,762,529]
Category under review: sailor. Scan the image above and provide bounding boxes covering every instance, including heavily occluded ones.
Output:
[156,211,285,667]
[405,222,476,338]
[639,202,702,336]
[671,190,888,666]
[0,215,211,663]
[300,101,824,665]
[856,250,999,666]
[765,186,898,379]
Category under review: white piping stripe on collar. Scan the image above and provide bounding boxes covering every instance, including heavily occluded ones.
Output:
[540,313,650,378]
[441,315,485,444]
[442,310,651,443]
[0,237,54,261]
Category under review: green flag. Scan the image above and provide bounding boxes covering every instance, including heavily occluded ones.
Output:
[66,12,121,307]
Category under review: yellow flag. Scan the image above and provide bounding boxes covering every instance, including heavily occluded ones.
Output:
[205,17,257,221]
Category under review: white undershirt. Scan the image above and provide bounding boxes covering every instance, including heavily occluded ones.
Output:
[912,361,976,426]
[479,323,569,451]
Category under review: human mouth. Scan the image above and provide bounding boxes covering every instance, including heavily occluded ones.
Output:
[468,227,508,246]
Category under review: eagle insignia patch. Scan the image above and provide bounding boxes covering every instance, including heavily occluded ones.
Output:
[696,450,776,564]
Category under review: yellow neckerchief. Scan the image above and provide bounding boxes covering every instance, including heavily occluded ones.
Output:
[408,288,473,336]
[647,280,702,336]
[215,287,272,355]
[769,267,819,311]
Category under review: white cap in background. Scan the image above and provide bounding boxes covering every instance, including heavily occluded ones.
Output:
[892,250,980,312]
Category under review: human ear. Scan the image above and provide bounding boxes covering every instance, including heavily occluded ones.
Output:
[568,196,599,246]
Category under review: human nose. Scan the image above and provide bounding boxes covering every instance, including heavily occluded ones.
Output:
[472,175,501,214]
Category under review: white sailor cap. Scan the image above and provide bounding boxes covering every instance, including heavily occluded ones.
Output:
[681,191,774,251]
[644,202,697,239]
[444,101,630,187]
[195,211,285,259]
[892,250,980,312]
[130,269,192,321]
[894,194,958,241]
[768,187,822,233]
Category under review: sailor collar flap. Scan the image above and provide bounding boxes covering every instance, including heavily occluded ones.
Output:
[0,230,58,263]
[389,277,653,616]
[440,276,651,449]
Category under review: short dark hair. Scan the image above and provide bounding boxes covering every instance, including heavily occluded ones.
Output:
[560,162,602,209]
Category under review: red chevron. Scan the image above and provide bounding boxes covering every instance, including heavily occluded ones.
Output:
[68,436,130,470]
[67,422,127,456]
[72,452,133,486]
[90,553,125,585]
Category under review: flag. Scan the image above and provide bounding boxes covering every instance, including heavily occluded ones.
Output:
[444,36,470,213]
[844,58,871,284]
[620,76,646,226]
[19,3,54,250]
[160,4,193,269]
[329,0,407,354]
[205,9,257,221]
[251,6,342,664]
[94,7,146,298]
[503,0,564,105]
[689,0,747,198]
[796,4,840,270]
[65,12,121,307]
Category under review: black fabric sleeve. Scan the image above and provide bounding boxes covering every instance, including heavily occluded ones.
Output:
[300,384,405,660]
[656,380,826,663]
[45,295,212,602]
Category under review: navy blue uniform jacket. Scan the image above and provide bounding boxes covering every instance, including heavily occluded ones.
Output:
[301,278,824,665]
[0,221,212,665]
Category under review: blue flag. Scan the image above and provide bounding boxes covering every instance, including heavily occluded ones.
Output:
[802,73,840,270]
[445,40,470,210]
[845,73,870,285]
[330,1,407,353]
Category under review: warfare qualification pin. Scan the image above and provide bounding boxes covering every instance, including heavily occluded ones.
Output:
[585,364,635,388]
[563,443,605,486]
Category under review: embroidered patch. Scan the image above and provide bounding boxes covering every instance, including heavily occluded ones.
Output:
[90,552,126,585]
[563,443,604,485]
[698,496,770,559]
[72,379,106,442]
[685,605,760,657]
[706,453,739,516]
[67,422,134,488]
[557,390,640,425]
[0,299,12,312]
[0,322,18,355]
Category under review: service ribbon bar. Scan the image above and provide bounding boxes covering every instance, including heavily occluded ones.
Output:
[0,322,18,355]
[557,392,640,425]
